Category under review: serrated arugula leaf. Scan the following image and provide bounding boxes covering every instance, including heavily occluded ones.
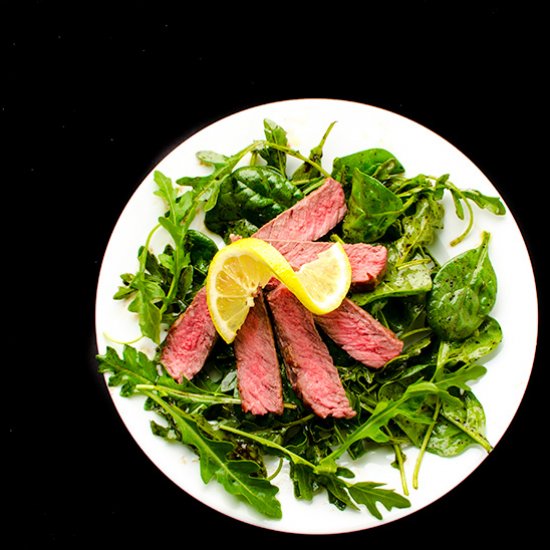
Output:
[291,121,336,186]
[97,346,282,518]
[149,397,282,518]
[259,119,288,174]
[97,345,159,396]
[347,481,411,519]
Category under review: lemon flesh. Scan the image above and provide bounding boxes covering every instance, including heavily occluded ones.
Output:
[205,238,351,343]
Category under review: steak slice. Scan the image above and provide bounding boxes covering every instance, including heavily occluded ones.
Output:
[264,240,387,289]
[161,177,348,382]
[234,292,284,415]
[253,177,347,240]
[315,298,403,368]
[267,285,356,419]
[160,287,218,382]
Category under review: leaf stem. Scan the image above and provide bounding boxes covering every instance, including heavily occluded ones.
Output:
[136,383,298,409]
[412,398,441,489]
[393,443,409,496]
[259,140,331,179]
[218,423,316,469]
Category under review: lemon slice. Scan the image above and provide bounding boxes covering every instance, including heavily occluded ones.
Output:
[206,237,351,343]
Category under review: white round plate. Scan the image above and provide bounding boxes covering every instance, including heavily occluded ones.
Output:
[95,98,538,534]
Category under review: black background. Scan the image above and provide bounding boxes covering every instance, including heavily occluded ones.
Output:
[6,2,546,545]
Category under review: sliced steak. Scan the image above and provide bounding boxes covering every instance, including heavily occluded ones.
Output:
[234,292,284,415]
[162,177,348,382]
[160,287,218,382]
[315,298,403,368]
[264,240,387,289]
[253,177,347,241]
[267,285,356,419]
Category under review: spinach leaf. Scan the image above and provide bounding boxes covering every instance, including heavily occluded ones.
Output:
[342,169,405,243]
[427,232,497,340]
[352,260,432,306]
[204,165,303,237]
[438,316,502,366]
[332,148,405,187]
[428,391,491,456]
[186,229,218,277]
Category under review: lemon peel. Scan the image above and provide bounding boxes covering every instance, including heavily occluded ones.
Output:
[205,237,351,343]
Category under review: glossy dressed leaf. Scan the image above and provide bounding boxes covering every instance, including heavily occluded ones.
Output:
[97,345,159,396]
[332,148,405,186]
[291,121,336,184]
[260,119,288,174]
[352,260,432,306]
[462,189,506,215]
[348,482,411,519]
[427,232,497,340]
[393,196,445,263]
[428,391,491,456]
[204,165,303,236]
[186,229,218,274]
[159,400,282,519]
[438,317,502,366]
[342,169,404,243]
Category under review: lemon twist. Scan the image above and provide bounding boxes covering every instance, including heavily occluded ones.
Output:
[205,238,352,343]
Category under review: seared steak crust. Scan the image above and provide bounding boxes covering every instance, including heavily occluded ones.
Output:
[315,298,403,368]
[267,285,356,419]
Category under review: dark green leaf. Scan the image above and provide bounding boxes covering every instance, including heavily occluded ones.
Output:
[352,260,432,306]
[427,232,497,340]
[186,229,218,274]
[260,119,288,174]
[159,400,282,518]
[438,317,502,366]
[204,165,303,236]
[428,391,491,456]
[291,121,336,184]
[462,189,506,216]
[348,482,411,519]
[393,195,445,263]
[332,148,405,187]
[342,169,404,243]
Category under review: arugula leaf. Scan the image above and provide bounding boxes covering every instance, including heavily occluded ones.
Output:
[259,119,288,175]
[98,346,282,518]
[291,121,336,186]
[97,345,159,396]
[462,189,506,215]
[347,481,411,519]
[154,398,282,519]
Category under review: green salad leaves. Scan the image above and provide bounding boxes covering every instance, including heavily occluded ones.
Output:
[99,119,505,520]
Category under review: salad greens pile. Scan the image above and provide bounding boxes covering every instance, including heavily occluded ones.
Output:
[98,119,505,520]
